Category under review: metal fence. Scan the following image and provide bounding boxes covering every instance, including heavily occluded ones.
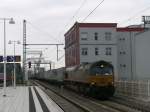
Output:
[115,80,150,98]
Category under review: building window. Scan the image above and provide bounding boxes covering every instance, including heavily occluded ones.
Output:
[95,48,99,55]
[123,51,126,54]
[94,32,98,40]
[119,38,125,41]
[120,51,126,55]
[81,48,88,55]
[120,64,126,68]
[105,47,112,55]
[81,32,88,40]
[105,32,112,41]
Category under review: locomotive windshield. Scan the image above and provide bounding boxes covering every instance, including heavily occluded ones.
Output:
[90,66,113,75]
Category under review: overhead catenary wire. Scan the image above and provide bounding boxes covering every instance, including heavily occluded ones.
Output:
[58,54,65,61]
[25,0,88,62]
[27,21,63,44]
[26,0,106,63]
[119,5,150,25]
[58,0,106,62]
[63,0,87,28]
[55,0,88,60]
[26,21,65,63]
[81,0,105,22]
[57,0,88,41]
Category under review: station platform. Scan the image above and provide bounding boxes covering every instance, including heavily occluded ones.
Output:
[0,86,64,112]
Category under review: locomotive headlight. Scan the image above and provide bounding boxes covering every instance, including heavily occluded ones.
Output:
[91,82,95,85]
[100,65,104,68]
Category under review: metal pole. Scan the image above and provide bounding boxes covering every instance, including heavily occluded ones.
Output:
[11,70,13,86]
[49,63,51,70]
[3,19,6,97]
[14,42,16,88]
[57,45,58,61]
[23,20,27,83]
[148,80,150,97]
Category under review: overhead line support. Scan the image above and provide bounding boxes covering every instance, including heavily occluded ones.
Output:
[26,44,64,61]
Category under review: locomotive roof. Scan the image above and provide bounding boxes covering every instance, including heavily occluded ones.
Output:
[66,60,113,71]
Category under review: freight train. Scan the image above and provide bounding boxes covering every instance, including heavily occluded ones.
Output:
[36,60,115,99]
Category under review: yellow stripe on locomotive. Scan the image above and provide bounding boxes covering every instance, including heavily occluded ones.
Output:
[87,75,114,86]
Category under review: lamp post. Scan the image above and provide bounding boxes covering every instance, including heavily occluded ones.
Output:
[8,40,20,89]
[0,18,15,96]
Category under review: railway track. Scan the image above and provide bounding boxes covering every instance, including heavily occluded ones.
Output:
[109,96,150,112]
[31,80,141,112]
[31,80,87,112]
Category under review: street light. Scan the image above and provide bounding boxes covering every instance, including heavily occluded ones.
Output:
[8,40,20,89]
[0,18,15,96]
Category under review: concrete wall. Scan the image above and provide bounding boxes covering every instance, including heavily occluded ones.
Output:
[117,32,132,80]
[134,30,150,80]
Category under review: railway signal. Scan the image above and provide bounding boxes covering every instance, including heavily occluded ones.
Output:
[0,56,3,62]
[28,61,31,68]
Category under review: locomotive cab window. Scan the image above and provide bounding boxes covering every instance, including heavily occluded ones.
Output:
[90,66,113,75]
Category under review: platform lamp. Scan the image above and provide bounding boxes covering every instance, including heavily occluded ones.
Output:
[0,18,15,97]
[8,40,21,89]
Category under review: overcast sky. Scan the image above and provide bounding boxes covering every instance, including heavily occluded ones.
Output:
[0,0,150,68]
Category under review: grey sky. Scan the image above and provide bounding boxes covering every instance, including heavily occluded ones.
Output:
[0,0,150,68]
